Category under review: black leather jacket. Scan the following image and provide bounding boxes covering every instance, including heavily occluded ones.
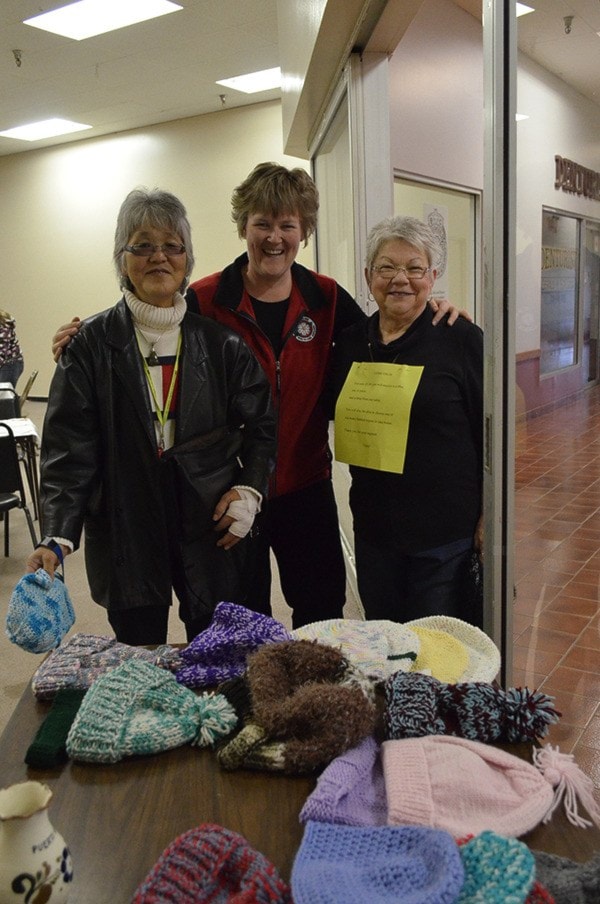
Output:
[40,299,275,612]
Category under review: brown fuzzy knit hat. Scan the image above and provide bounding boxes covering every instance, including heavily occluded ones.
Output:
[218,640,376,774]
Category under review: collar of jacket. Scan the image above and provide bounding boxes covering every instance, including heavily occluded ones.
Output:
[211,252,330,312]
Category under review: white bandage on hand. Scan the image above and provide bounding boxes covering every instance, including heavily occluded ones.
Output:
[225,487,261,539]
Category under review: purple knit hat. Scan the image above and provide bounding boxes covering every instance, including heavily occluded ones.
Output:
[175,602,291,688]
[384,671,560,743]
[291,821,464,903]
[299,735,387,827]
[132,823,291,903]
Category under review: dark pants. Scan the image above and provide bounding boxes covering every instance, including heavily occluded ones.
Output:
[244,478,347,629]
[355,535,477,625]
[107,603,213,646]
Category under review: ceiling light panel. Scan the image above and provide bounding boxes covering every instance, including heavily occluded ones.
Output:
[23,0,183,41]
[0,119,92,141]
[216,67,281,94]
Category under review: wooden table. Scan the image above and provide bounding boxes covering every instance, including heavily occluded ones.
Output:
[1,684,599,903]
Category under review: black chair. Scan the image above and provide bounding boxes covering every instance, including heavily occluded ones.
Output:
[0,384,19,418]
[0,423,38,556]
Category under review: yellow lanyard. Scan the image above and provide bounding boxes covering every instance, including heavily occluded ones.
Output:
[138,331,182,454]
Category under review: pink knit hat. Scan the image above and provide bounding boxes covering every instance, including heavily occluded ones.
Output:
[383,736,600,839]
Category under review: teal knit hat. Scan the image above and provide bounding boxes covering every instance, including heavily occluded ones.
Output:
[66,660,237,763]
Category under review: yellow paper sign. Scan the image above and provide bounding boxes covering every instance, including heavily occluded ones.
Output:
[334,361,423,473]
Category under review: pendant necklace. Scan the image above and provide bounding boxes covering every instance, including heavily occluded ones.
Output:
[138,331,182,455]
[136,326,163,366]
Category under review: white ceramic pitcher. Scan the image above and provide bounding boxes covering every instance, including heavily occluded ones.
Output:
[0,781,72,904]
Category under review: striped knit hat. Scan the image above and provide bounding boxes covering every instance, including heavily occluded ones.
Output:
[66,660,237,763]
[132,824,291,903]
[384,671,560,743]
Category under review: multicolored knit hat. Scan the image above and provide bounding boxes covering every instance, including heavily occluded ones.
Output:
[6,569,75,654]
[383,736,600,838]
[405,616,501,683]
[132,823,291,903]
[176,602,291,688]
[291,821,464,903]
[456,831,535,903]
[292,618,420,680]
[66,660,237,763]
[30,632,177,701]
[533,851,600,904]
[217,640,376,774]
[299,735,387,827]
[384,671,560,742]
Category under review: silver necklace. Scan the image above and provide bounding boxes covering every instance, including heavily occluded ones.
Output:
[135,327,163,366]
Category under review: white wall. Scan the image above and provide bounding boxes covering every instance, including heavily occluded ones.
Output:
[0,100,311,395]
[516,54,600,353]
[386,0,600,355]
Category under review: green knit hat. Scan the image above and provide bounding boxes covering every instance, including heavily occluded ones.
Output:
[66,660,237,764]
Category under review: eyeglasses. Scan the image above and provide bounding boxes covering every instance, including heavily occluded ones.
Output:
[124,242,186,257]
[371,264,430,279]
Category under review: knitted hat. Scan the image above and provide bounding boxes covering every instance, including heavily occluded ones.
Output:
[405,616,501,683]
[533,851,600,904]
[66,660,237,763]
[292,618,420,680]
[384,671,560,742]
[25,688,86,768]
[30,632,177,701]
[176,602,292,688]
[456,831,535,903]
[6,569,75,654]
[383,736,600,838]
[132,823,291,903]
[218,640,376,774]
[299,735,387,827]
[291,821,464,903]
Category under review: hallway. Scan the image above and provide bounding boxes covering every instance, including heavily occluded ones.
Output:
[514,384,600,788]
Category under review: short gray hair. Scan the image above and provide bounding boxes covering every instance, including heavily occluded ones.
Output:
[365,216,440,272]
[113,187,195,292]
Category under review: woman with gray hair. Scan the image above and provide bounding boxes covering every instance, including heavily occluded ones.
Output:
[27,187,276,644]
[331,215,483,626]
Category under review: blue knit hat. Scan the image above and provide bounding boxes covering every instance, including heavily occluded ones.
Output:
[291,821,464,903]
[457,831,535,903]
[6,568,75,653]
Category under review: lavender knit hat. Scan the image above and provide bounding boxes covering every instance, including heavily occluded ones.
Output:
[383,736,600,839]
[384,671,560,743]
[291,821,464,904]
[176,602,291,688]
[66,660,237,763]
[299,735,387,827]
[132,823,291,903]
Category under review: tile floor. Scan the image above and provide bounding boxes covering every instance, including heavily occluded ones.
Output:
[514,384,600,787]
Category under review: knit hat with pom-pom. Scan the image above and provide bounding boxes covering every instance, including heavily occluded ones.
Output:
[383,735,600,839]
[132,823,291,903]
[66,659,237,763]
[384,671,560,743]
